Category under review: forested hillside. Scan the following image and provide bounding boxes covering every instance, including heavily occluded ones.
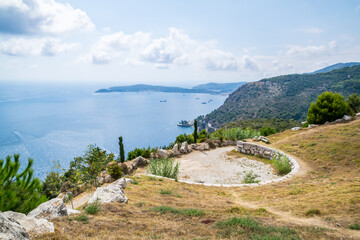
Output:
[201,65,360,128]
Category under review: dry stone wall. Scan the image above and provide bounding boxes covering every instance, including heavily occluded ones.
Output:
[237,141,275,159]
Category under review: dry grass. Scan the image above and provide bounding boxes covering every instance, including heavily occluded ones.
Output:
[36,118,360,239]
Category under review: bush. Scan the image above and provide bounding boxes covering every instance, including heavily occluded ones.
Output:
[210,127,260,141]
[175,134,194,145]
[307,91,351,124]
[107,162,122,180]
[85,201,100,215]
[305,209,321,216]
[127,146,156,160]
[242,171,260,184]
[0,154,48,214]
[347,93,360,114]
[73,214,90,223]
[197,129,208,142]
[350,223,360,230]
[272,152,292,175]
[66,145,115,186]
[147,158,179,180]
[42,160,64,199]
[260,127,276,136]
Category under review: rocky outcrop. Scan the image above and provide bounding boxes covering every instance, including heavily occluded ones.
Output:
[88,178,128,204]
[291,127,302,131]
[205,139,216,149]
[66,209,80,216]
[171,144,180,156]
[0,212,30,240]
[190,143,210,151]
[27,198,68,220]
[157,149,168,158]
[134,156,148,167]
[180,142,191,153]
[4,211,54,236]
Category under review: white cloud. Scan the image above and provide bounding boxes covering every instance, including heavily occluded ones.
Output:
[304,27,325,34]
[85,28,253,72]
[286,41,337,58]
[86,31,151,64]
[0,37,80,56]
[0,0,95,34]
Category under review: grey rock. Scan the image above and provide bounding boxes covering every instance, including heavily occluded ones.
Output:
[205,139,216,149]
[4,211,54,236]
[157,149,168,158]
[66,209,80,216]
[134,156,148,167]
[343,115,352,121]
[291,127,302,131]
[103,174,114,183]
[88,178,128,204]
[0,212,30,240]
[308,124,318,128]
[171,143,180,156]
[259,136,270,144]
[28,198,68,220]
[180,142,191,153]
[125,178,133,184]
[356,112,360,116]
[96,176,104,185]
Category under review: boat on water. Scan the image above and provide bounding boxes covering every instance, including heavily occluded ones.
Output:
[201,102,207,104]
[177,120,193,127]
[160,100,167,102]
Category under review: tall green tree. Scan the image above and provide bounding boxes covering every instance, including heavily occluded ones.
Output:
[119,136,125,163]
[0,154,47,214]
[193,120,198,143]
[347,93,360,114]
[307,91,350,124]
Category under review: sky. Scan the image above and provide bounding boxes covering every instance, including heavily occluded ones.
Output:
[0,0,359,86]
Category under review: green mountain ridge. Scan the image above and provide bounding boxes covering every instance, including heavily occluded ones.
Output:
[200,65,360,129]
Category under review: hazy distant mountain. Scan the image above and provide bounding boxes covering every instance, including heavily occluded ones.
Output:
[200,65,360,129]
[310,62,360,74]
[191,82,247,94]
[96,82,247,94]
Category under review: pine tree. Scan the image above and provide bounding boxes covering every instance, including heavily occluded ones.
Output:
[193,120,198,143]
[119,136,125,163]
[0,154,47,214]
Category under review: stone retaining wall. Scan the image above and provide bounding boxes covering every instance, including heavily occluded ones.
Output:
[237,141,275,159]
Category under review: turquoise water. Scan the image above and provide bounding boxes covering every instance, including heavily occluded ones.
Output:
[0,83,226,179]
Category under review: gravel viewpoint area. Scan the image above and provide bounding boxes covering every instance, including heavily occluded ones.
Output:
[176,147,280,185]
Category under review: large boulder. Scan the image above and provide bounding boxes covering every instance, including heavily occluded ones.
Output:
[4,211,54,236]
[291,127,302,131]
[27,198,68,220]
[343,115,352,121]
[134,156,148,167]
[88,178,128,204]
[205,139,216,149]
[0,212,30,240]
[157,149,168,158]
[171,143,180,156]
[180,142,191,153]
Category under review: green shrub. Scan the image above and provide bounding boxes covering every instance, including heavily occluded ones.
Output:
[175,133,194,145]
[347,93,360,114]
[127,146,156,160]
[242,171,260,184]
[42,160,64,199]
[210,127,260,141]
[302,122,309,128]
[147,158,179,180]
[305,209,321,216]
[85,201,100,215]
[107,162,122,180]
[73,214,90,223]
[350,223,360,230]
[67,145,115,186]
[160,189,172,195]
[0,154,48,214]
[260,127,276,136]
[197,129,208,142]
[272,152,292,175]
[307,91,351,124]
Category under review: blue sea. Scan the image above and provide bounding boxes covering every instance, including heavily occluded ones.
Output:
[0,83,227,179]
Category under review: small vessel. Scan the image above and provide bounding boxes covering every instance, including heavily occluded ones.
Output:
[201,102,207,104]
[160,100,167,102]
[177,120,193,127]
[196,97,200,99]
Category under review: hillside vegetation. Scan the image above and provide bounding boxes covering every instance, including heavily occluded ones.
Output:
[202,65,360,128]
[37,117,360,240]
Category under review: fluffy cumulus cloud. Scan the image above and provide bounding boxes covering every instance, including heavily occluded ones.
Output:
[0,37,80,56]
[0,0,94,34]
[86,28,251,72]
[286,41,337,58]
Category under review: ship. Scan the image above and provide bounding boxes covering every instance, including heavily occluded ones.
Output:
[177,120,193,127]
